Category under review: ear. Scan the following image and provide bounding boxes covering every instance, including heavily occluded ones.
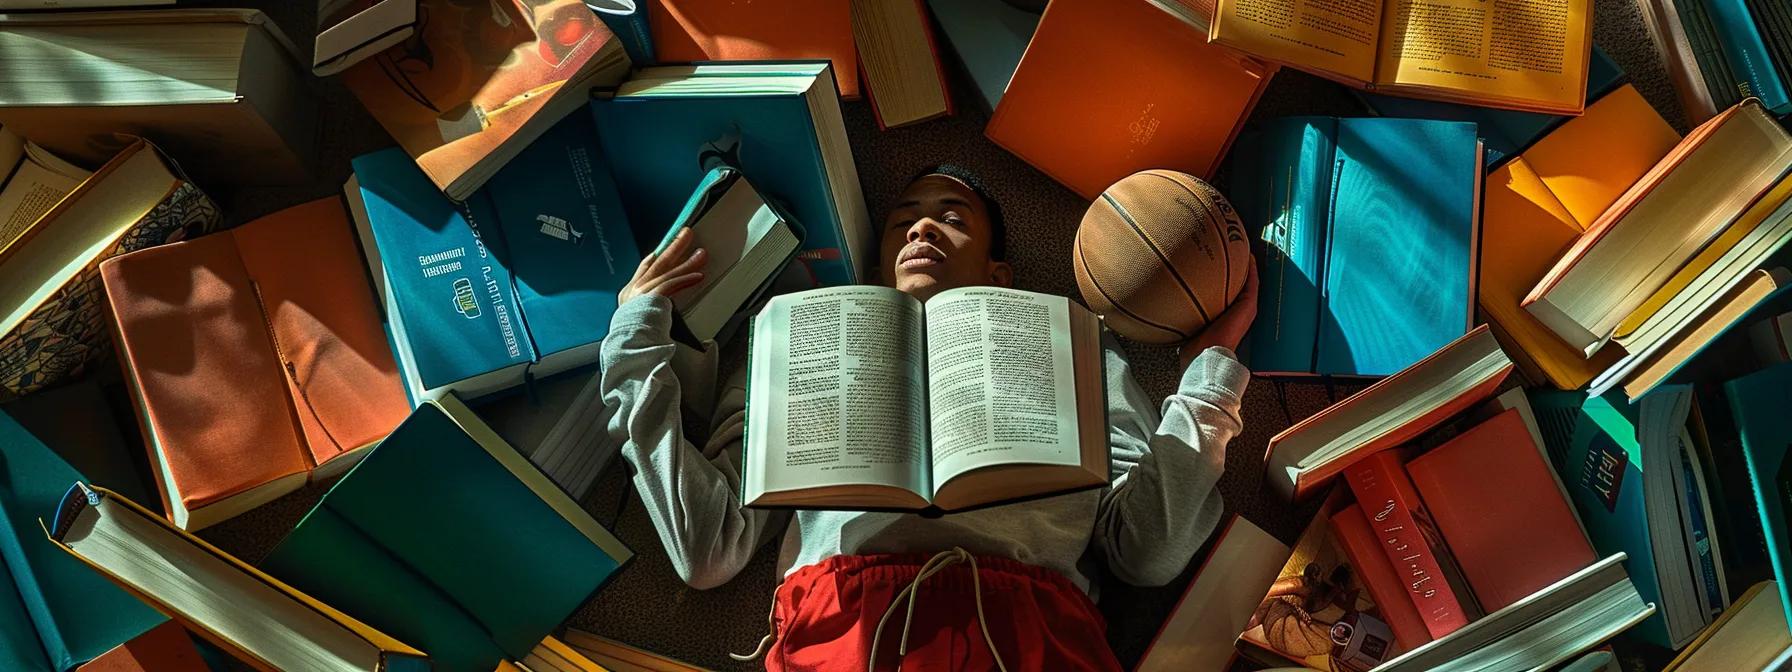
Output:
[987,260,1013,287]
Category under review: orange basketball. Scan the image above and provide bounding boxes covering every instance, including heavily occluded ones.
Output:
[1073,170,1251,344]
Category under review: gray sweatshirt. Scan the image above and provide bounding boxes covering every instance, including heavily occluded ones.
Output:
[598,295,1248,593]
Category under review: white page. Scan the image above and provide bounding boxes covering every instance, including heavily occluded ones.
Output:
[926,287,1080,491]
[745,286,928,500]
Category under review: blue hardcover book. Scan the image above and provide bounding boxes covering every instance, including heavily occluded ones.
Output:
[589,0,654,66]
[1699,0,1792,114]
[262,395,632,672]
[592,61,871,289]
[1230,117,1480,376]
[926,0,1040,111]
[351,111,641,403]
[0,409,165,671]
[1360,48,1625,166]
[1726,363,1792,632]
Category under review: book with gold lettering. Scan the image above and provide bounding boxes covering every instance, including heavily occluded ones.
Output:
[1209,0,1593,113]
[743,286,1108,513]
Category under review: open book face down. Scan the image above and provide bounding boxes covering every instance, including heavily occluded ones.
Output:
[742,285,1108,513]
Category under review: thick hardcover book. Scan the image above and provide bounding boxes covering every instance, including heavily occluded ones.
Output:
[986,0,1271,200]
[1237,492,1397,671]
[1209,0,1592,113]
[649,0,858,99]
[1230,117,1481,376]
[1407,409,1599,612]
[1726,364,1792,632]
[349,111,641,403]
[1480,85,1679,390]
[591,62,869,287]
[0,411,165,672]
[340,0,629,200]
[0,140,220,398]
[101,198,409,531]
[852,0,953,129]
[47,484,428,672]
[1343,451,1479,638]
[261,396,633,672]
[655,164,804,345]
[744,286,1107,513]
[1697,0,1791,113]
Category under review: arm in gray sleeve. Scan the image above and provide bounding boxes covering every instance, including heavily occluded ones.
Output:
[599,295,789,589]
[1093,340,1248,586]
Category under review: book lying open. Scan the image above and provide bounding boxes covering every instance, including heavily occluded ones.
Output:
[1209,0,1592,113]
[744,286,1107,513]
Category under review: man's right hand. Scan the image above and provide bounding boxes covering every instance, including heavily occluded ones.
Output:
[619,227,708,306]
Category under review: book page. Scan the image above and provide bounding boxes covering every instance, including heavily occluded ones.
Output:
[1375,0,1587,109]
[745,286,929,500]
[926,287,1082,491]
[1211,0,1381,83]
[0,139,88,250]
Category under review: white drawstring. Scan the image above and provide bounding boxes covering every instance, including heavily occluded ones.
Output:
[868,547,1008,672]
[729,595,778,662]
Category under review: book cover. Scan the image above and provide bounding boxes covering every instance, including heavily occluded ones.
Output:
[649,0,857,98]
[340,0,627,198]
[75,622,204,672]
[591,63,866,287]
[1726,364,1792,630]
[1137,516,1290,671]
[1234,117,1478,376]
[1698,0,1791,113]
[1407,409,1600,612]
[0,412,165,672]
[1343,451,1476,639]
[986,0,1271,200]
[588,0,653,65]
[1479,85,1679,390]
[1330,504,1430,652]
[261,396,632,672]
[1238,501,1397,672]
[925,0,1038,111]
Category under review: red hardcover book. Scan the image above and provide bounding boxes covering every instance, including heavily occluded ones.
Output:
[1331,503,1431,652]
[1407,409,1599,612]
[77,622,206,672]
[650,0,859,99]
[1343,451,1478,639]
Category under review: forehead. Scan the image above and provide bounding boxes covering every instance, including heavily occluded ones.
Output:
[894,175,985,214]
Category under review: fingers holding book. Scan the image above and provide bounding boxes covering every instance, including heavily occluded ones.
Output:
[620,227,708,305]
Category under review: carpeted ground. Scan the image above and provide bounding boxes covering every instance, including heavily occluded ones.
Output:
[171,0,1689,669]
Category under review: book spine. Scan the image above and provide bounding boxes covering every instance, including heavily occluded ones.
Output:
[1677,0,1746,106]
[1679,446,1725,618]
[1699,0,1791,111]
[1344,454,1475,639]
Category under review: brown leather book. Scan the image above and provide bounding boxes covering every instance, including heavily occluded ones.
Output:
[100,197,408,531]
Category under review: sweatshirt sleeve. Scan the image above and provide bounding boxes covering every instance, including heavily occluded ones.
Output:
[1092,340,1248,586]
[598,295,788,589]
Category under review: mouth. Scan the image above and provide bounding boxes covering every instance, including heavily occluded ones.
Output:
[898,244,945,270]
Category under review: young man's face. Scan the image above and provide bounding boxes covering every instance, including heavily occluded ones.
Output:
[879,174,1012,301]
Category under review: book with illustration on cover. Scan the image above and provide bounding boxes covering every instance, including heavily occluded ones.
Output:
[1237,492,1397,672]
[341,0,629,200]
[1208,0,1593,114]
[744,286,1107,513]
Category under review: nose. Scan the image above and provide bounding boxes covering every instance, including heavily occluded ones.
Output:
[906,218,942,243]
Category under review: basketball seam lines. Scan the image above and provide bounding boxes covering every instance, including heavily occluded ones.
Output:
[1145,170,1233,300]
[1100,191,1213,324]
[1077,240,1189,340]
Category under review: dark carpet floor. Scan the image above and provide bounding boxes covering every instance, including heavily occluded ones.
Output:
[163,0,1689,669]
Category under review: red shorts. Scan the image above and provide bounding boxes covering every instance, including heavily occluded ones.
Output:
[764,553,1123,672]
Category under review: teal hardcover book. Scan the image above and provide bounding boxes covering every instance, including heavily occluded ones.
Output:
[261,395,632,672]
[927,0,1039,111]
[1360,48,1624,166]
[591,61,870,289]
[1726,363,1792,631]
[1698,0,1791,113]
[0,409,164,671]
[1229,117,1480,376]
[351,111,641,403]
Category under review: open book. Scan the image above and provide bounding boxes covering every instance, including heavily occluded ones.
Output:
[1209,0,1591,113]
[744,286,1107,513]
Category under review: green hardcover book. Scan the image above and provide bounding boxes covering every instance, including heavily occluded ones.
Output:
[261,395,632,672]
[1725,364,1792,632]
[1679,0,1745,107]
[0,403,164,671]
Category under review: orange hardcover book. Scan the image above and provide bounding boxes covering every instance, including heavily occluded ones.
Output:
[1407,409,1599,612]
[341,0,628,199]
[1479,84,1680,389]
[99,198,408,531]
[1208,0,1591,114]
[77,622,206,672]
[1343,452,1478,639]
[1331,503,1430,652]
[651,0,859,99]
[986,0,1273,199]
